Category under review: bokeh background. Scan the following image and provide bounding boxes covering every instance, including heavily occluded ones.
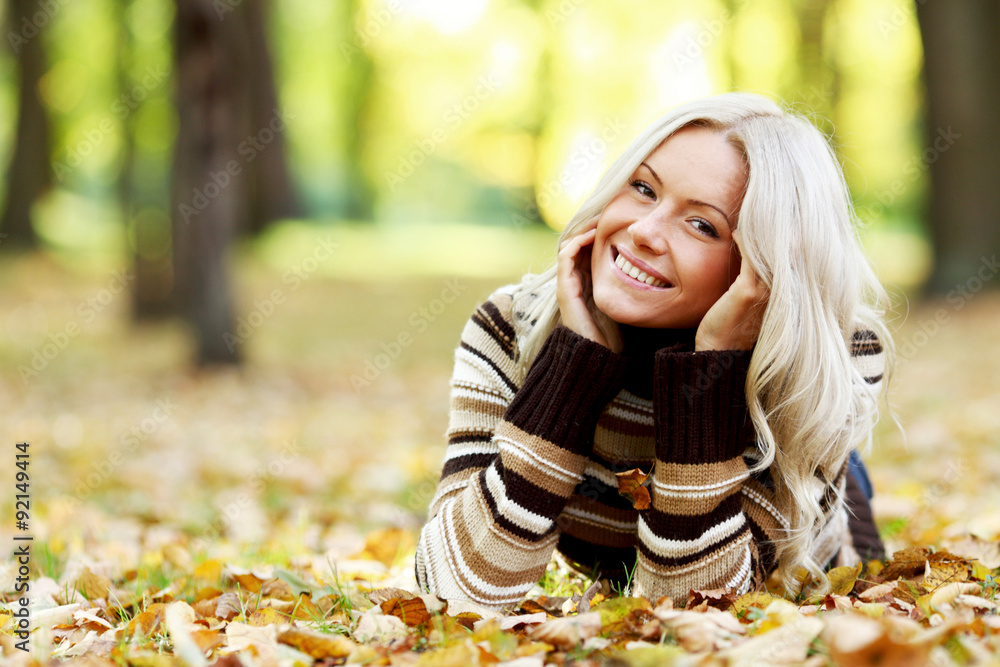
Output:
[1,0,999,585]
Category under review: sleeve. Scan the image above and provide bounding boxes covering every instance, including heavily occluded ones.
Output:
[633,329,889,602]
[414,292,628,609]
[633,348,758,602]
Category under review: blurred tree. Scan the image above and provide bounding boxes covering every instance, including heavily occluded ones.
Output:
[0,0,53,248]
[243,0,301,234]
[916,0,1000,293]
[119,0,174,320]
[171,0,251,365]
[340,0,376,221]
[791,0,838,137]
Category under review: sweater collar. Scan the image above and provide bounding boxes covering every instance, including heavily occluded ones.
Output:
[619,323,698,399]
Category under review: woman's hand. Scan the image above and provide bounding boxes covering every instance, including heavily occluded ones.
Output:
[695,232,769,352]
[557,222,621,352]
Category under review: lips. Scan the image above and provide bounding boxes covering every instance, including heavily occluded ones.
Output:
[612,247,673,289]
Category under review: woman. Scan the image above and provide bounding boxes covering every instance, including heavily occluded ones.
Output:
[414,92,891,610]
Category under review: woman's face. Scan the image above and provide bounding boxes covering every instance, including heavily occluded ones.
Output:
[590,125,748,329]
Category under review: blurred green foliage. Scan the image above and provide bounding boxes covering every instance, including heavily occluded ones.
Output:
[0,0,931,286]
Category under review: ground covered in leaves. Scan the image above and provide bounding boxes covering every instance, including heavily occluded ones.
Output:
[2,243,1000,665]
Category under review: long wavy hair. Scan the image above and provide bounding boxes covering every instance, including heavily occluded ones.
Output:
[510,92,893,593]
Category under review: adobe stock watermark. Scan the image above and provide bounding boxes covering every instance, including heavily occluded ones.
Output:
[384,73,501,191]
[510,117,626,230]
[222,236,339,351]
[351,278,467,391]
[340,0,406,61]
[65,399,177,507]
[865,126,960,216]
[53,65,169,182]
[189,439,304,552]
[6,0,69,54]
[178,107,296,224]
[18,270,134,384]
[896,255,999,364]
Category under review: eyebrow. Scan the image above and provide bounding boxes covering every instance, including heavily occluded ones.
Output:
[639,161,733,228]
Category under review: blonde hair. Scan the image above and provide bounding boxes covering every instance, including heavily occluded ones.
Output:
[511,92,893,593]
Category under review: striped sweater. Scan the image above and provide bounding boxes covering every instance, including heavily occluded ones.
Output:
[415,283,885,609]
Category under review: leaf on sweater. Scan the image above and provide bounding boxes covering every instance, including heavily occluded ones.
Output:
[615,467,651,510]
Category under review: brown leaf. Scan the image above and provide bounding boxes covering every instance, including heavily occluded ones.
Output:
[528,611,602,649]
[277,626,355,660]
[368,587,416,605]
[381,597,431,627]
[77,567,112,601]
[260,578,296,601]
[615,467,651,510]
[687,588,738,612]
[879,547,933,581]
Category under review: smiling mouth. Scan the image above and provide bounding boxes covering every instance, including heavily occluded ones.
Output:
[612,249,672,289]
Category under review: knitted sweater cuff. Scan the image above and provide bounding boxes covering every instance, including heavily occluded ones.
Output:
[653,348,753,464]
[504,324,628,455]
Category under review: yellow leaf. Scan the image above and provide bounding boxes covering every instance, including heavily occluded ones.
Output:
[922,560,968,592]
[730,592,781,620]
[247,607,288,627]
[826,562,863,596]
[972,562,992,581]
[615,468,651,510]
[277,626,356,660]
[358,527,411,567]
[193,559,223,583]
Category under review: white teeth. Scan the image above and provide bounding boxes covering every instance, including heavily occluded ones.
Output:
[613,251,668,288]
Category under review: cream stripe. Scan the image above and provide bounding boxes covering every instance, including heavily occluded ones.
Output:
[440,498,535,603]
[497,435,585,485]
[740,485,790,529]
[483,465,552,535]
[638,512,745,558]
[652,471,750,494]
[561,506,637,532]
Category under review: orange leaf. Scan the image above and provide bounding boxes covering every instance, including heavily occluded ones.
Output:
[381,597,431,627]
[615,467,651,510]
[278,626,356,659]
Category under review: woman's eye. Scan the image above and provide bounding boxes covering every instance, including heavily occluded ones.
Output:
[691,218,719,238]
[629,179,655,199]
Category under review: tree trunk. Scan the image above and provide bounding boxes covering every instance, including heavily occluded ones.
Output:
[243,0,301,235]
[340,0,376,221]
[915,0,1000,294]
[0,0,52,249]
[171,0,251,365]
[120,0,174,320]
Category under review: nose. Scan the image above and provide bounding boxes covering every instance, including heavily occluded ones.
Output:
[627,210,670,255]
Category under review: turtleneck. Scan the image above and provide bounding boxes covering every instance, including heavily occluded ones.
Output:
[619,323,698,399]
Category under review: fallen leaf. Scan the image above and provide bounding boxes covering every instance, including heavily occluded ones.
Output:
[381,596,431,626]
[730,591,782,620]
[826,561,863,596]
[247,607,288,627]
[77,567,112,600]
[529,611,602,649]
[615,468,651,510]
[277,626,356,659]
